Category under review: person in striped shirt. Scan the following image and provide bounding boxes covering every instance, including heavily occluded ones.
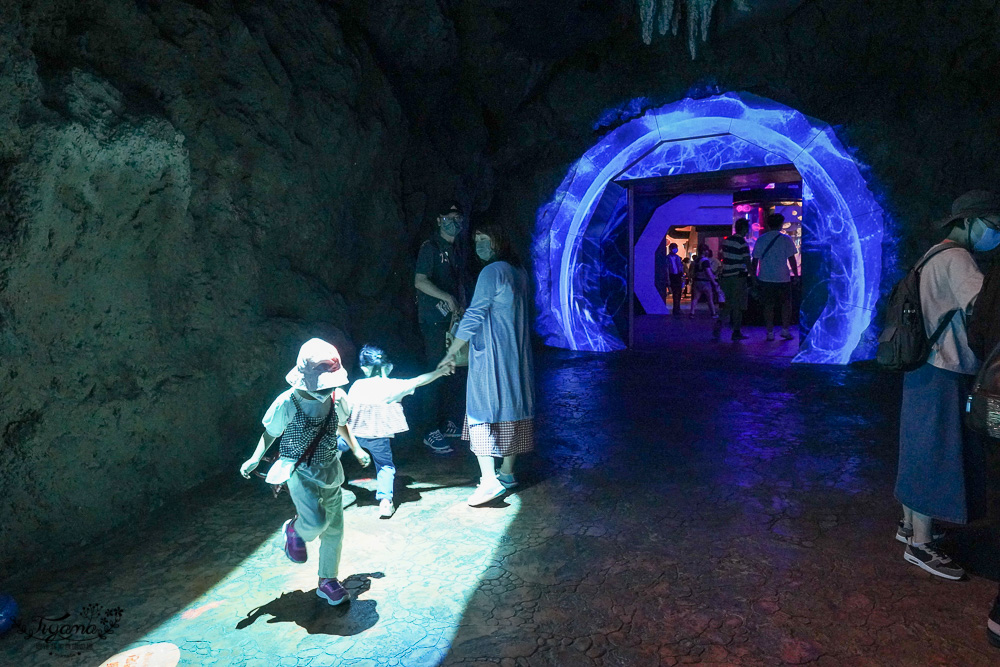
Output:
[712,218,752,341]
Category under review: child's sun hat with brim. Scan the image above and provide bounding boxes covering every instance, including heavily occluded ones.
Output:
[286,338,349,390]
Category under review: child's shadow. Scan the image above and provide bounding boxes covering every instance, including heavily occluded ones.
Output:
[235,573,383,636]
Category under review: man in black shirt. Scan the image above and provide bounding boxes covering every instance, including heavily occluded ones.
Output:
[414,203,467,453]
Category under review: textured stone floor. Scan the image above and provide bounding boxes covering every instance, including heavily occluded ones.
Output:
[2,319,998,666]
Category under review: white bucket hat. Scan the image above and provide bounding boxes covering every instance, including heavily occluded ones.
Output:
[285,338,349,390]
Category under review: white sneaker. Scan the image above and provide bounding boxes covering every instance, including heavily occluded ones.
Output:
[468,479,506,506]
[379,498,394,519]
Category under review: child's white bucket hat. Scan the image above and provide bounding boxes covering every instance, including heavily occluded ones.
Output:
[285,338,349,390]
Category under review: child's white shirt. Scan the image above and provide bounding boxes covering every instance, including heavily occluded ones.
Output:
[346,377,413,438]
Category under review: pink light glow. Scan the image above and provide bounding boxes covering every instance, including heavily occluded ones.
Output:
[181,601,222,619]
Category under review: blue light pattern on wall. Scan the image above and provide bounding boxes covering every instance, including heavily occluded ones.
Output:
[532,92,884,364]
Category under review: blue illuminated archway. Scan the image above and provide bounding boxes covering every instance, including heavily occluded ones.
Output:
[532,92,883,364]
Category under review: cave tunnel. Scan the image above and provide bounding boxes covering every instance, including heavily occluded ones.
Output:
[3,1,1000,666]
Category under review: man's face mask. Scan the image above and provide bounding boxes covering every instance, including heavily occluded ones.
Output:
[972,218,1000,253]
[440,215,463,237]
[476,237,495,261]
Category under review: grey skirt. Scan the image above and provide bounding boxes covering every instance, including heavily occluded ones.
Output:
[895,363,986,524]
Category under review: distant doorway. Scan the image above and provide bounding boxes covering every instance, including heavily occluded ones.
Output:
[625,167,807,352]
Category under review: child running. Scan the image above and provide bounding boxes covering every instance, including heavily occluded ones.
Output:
[240,338,372,606]
[341,344,453,518]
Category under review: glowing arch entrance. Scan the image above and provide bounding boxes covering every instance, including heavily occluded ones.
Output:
[532,92,883,364]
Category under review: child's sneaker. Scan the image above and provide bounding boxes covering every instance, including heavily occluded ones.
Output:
[282,517,307,564]
[379,498,395,519]
[497,472,519,489]
[468,478,506,506]
[423,430,453,454]
[316,578,348,606]
[441,420,462,438]
[903,542,965,580]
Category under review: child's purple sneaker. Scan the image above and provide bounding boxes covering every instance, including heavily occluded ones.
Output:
[317,578,349,606]
[282,517,307,564]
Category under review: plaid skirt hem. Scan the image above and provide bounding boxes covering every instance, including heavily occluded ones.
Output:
[461,416,535,457]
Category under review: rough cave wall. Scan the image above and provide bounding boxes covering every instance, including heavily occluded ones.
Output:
[0,0,464,571]
[3,0,1000,570]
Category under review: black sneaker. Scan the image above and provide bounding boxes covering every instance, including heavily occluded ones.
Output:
[988,595,1000,648]
[441,420,462,438]
[903,542,965,580]
[423,430,453,455]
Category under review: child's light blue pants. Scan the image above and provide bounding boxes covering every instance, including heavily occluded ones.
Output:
[286,459,344,580]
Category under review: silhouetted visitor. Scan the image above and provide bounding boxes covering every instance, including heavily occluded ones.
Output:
[681,256,691,297]
[240,339,371,606]
[714,218,752,341]
[968,258,1000,646]
[751,213,798,341]
[895,190,1000,581]
[439,220,535,507]
[666,242,685,317]
[414,202,468,454]
[339,345,451,518]
[689,244,719,318]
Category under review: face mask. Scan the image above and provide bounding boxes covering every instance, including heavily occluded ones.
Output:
[972,221,1000,252]
[441,218,461,237]
[476,238,494,261]
[361,363,393,378]
[306,388,334,401]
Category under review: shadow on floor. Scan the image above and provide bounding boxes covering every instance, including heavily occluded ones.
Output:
[235,572,383,636]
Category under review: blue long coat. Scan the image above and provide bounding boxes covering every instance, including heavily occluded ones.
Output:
[455,261,535,425]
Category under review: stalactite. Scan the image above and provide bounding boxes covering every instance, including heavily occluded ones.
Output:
[657,0,678,37]
[639,0,657,44]
[640,0,730,57]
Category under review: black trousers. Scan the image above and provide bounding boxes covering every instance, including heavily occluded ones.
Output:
[419,320,466,432]
[668,274,684,313]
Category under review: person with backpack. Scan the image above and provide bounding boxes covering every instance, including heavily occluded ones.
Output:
[894,190,1000,581]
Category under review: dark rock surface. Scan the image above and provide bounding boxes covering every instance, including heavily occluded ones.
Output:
[3,0,1000,572]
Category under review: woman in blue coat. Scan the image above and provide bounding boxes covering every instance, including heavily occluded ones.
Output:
[439,221,535,506]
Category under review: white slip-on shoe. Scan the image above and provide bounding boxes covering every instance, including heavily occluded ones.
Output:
[468,479,506,506]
